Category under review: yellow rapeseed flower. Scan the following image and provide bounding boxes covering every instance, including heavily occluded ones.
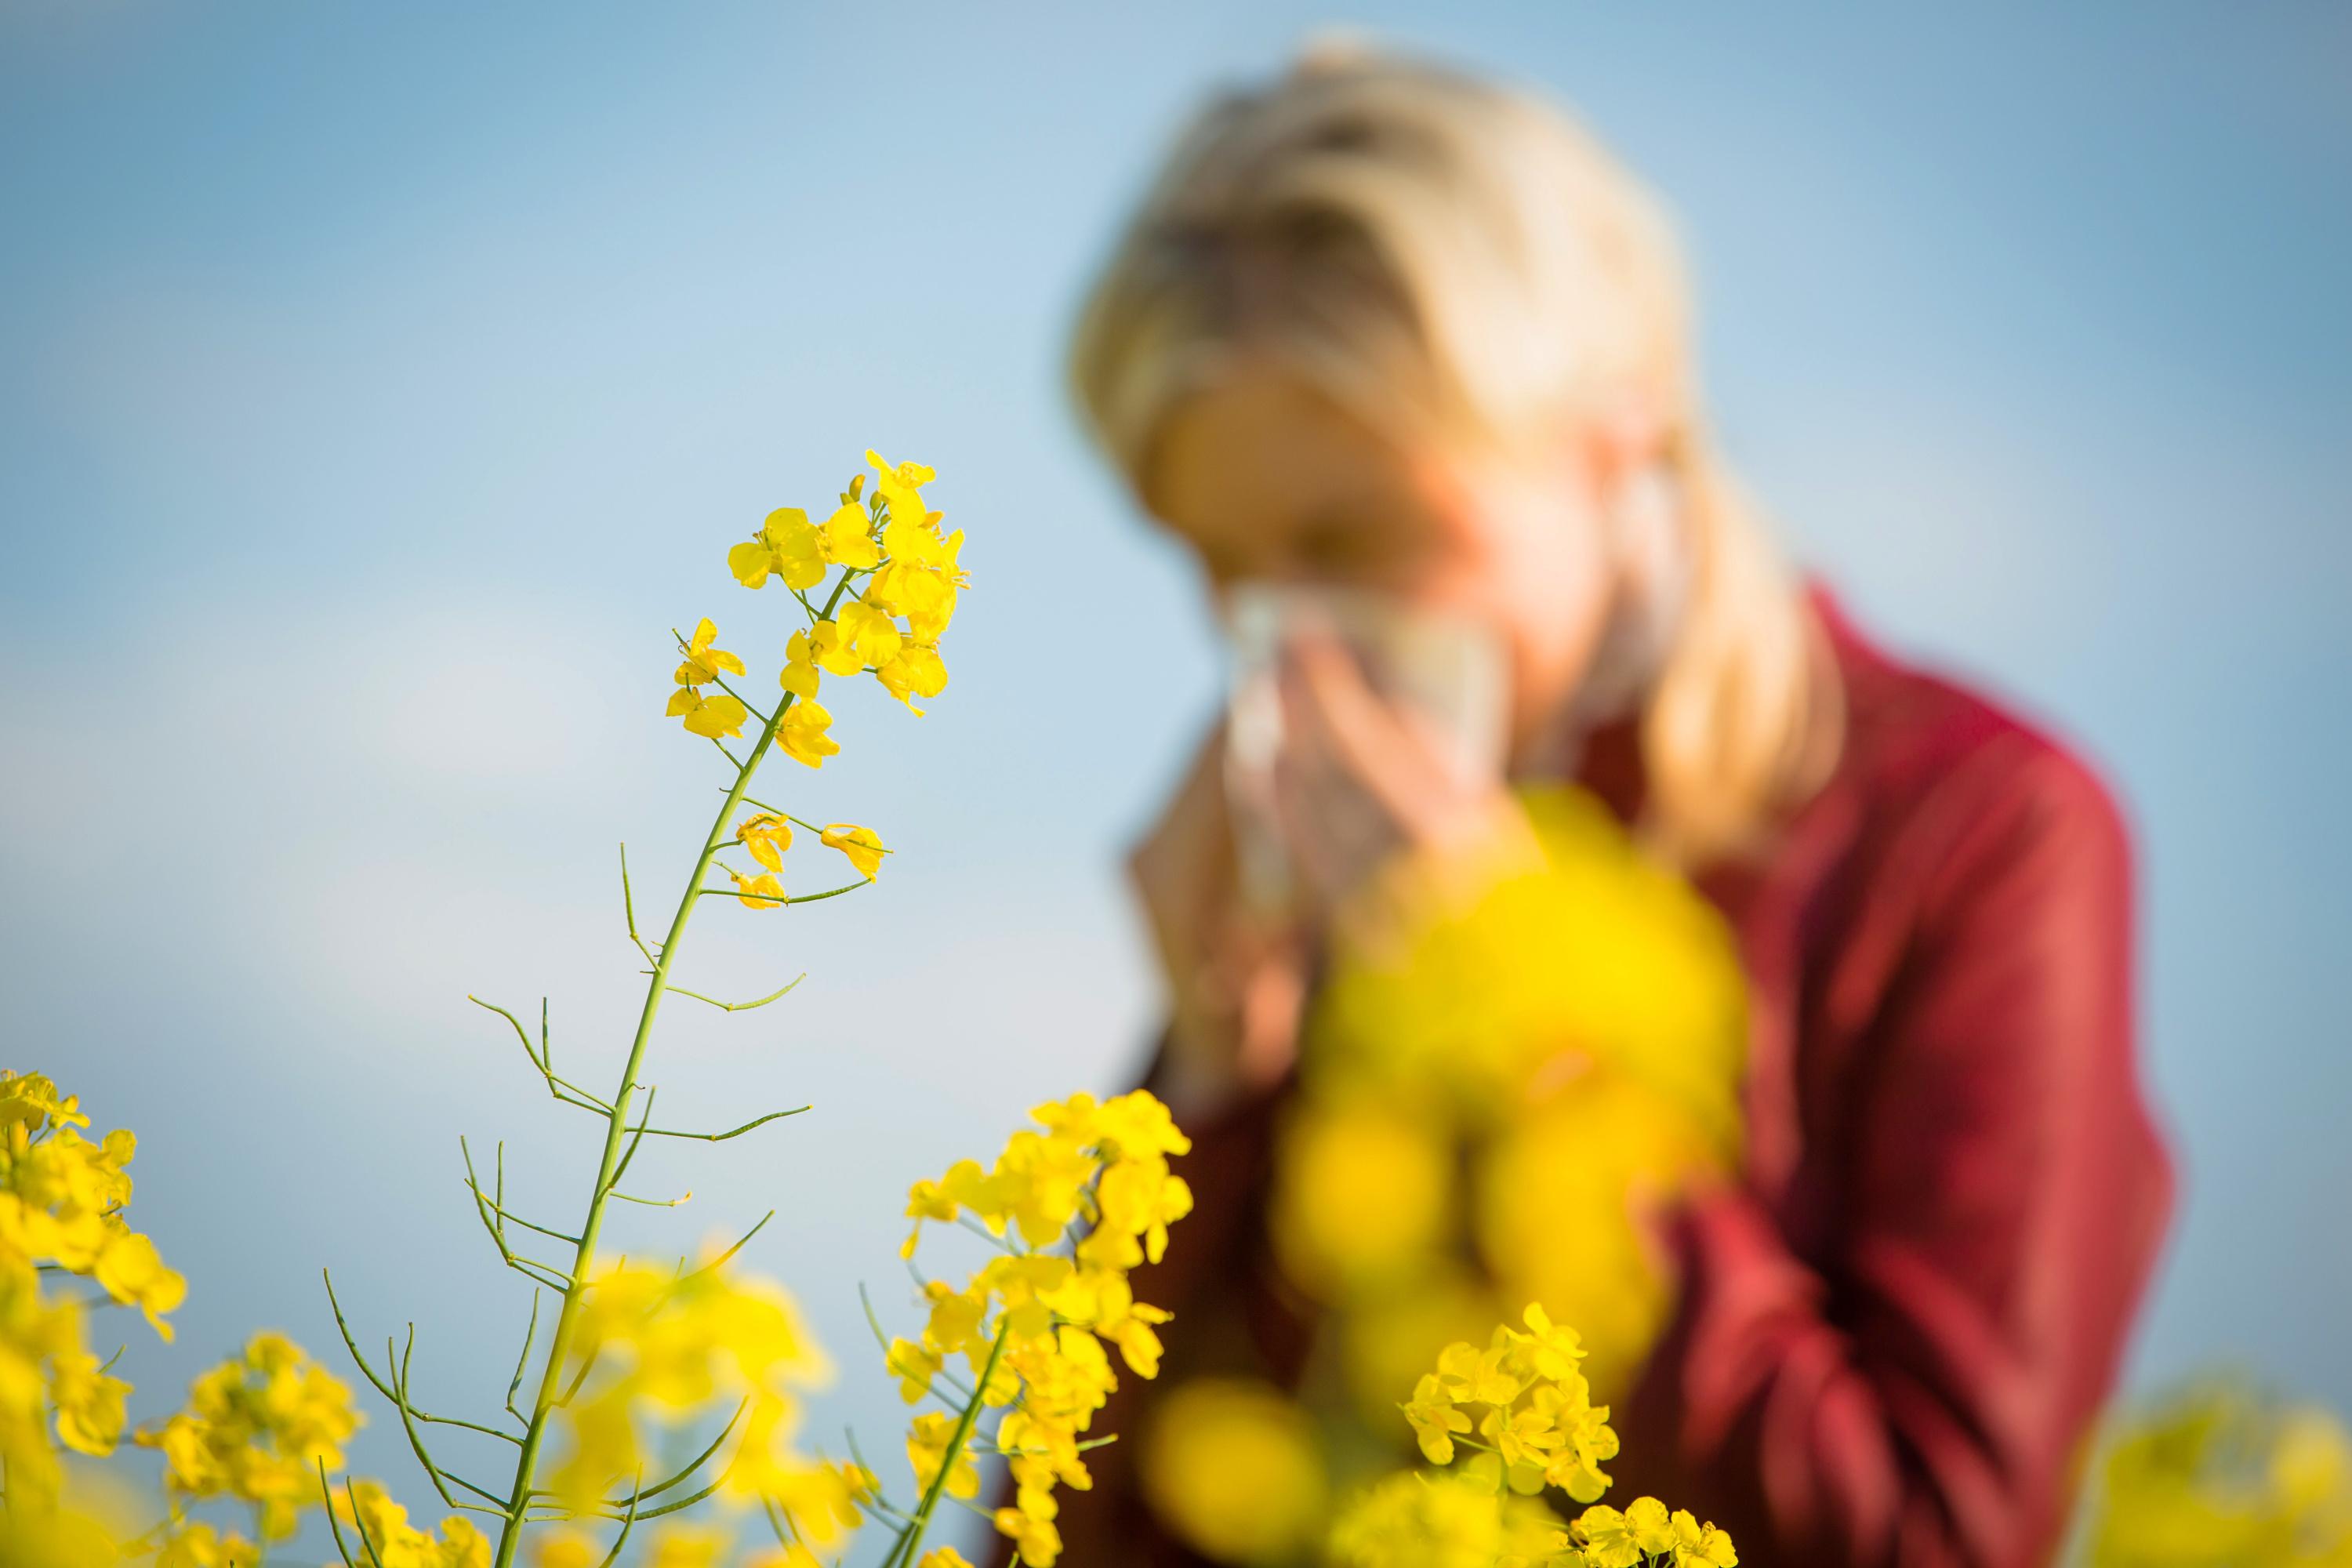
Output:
[728,868,786,910]
[673,617,746,688]
[729,507,826,592]
[837,599,902,669]
[820,501,882,570]
[993,1500,1062,1568]
[776,701,838,768]
[875,640,948,713]
[666,686,749,741]
[907,1410,979,1500]
[735,812,793,872]
[820,822,885,880]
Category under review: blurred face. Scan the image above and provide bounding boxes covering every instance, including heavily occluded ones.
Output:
[1145,365,1623,755]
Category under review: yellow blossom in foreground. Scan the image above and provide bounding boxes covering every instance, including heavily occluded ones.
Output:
[541,1257,833,1523]
[907,1410,980,1499]
[821,501,882,569]
[531,1530,597,1568]
[673,617,746,688]
[1336,1307,1740,1561]
[1329,1305,1730,1568]
[0,1071,89,1134]
[331,1478,490,1568]
[642,1523,731,1568]
[729,867,786,910]
[136,1331,364,1542]
[729,507,826,592]
[804,619,865,678]
[736,811,793,872]
[779,630,822,701]
[1142,1377,1328,1566]
[666,686,749,740]
[993,1500,1062,1568]
[777,701,838,768]
[917,1549,977,1568]
[2084,1378,2352,1568]
[1328,1469,1564,1568]
[821,822,886,879]
[876,640,949,712]
[885,1091,1192,1568]
[837,598,903,667]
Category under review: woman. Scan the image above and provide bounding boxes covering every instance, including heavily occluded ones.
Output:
[1033,43,2172,1568]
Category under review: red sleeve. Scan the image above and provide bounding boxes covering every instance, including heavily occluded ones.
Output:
[1622,740,2174,1568]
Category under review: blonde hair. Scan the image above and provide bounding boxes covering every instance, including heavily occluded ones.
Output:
[1069,42,1841,866]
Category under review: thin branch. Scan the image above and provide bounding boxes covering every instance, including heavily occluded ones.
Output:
[343,1478,389,1568]
[662,974,806,1013]
[462,1137,583,1247]
[633,1107,810,1143]
[596,1399,746,1509]
[695,877,869,906]
[319,1460,362,1568]
[388,1329,514,1505]
[620,843,657,965]
[699,666,775,730]
[596,1470,645,1567]
[505,1291,541,1428]
[466,995,612,1112]
[678,1210,773,1282]
[956,1214,1022,1256]
[323,1269,401,1407]
[458,1154,575,1294]
[609,1188,691,1207]
[603,1084,659,1194]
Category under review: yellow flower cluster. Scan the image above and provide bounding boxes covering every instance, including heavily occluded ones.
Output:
[543,1255,869,1552]
[676,449,960,910]
[2083,1378,2352,1567]
[135,1330,365,1549]
[0,1071,185,1514]
[1403,1306,1619,1501]
[1327,1470,1570,1568]
[327,1480,491,1568]
[888,1090,1193,1566]
[1332,1305,1734,1568]
[1268,785,1747,1430]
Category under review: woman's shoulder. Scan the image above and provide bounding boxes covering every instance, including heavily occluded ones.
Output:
[1807,587,2133,910]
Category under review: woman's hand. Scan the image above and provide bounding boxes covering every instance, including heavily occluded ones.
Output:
[1127,725,1311,1120]
[1270,628,1544,934]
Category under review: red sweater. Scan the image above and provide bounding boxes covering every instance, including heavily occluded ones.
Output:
[1040,594,2174,1568]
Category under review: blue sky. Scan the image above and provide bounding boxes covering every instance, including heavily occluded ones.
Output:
[4,2,2347,1555]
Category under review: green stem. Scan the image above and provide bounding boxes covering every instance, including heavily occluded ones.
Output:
[487,572,852,1568]
[884,1322,1013,1568]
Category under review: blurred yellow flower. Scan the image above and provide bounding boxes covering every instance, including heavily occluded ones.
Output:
[1142,1378,1328,1566]
[642,1524,730,1568]
[2084,1378,2352,1568]
[1269,1095,1449,1298]
[993,1500,1062,1568]
[136,1331,364,1542]
[907,1409,980,1500]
